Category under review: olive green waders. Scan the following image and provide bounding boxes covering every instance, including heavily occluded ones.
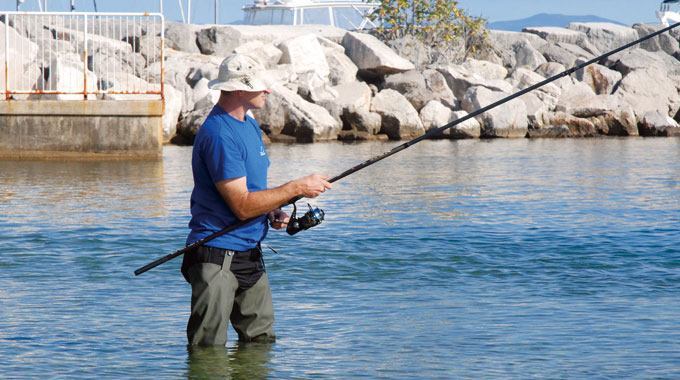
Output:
[186,252,275,346]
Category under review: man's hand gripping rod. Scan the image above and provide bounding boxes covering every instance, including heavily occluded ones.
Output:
[134,21,680,276]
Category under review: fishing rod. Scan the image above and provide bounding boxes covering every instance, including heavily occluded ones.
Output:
[134,21,680,276]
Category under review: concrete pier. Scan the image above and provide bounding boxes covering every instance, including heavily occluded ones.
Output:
[0,100,163,160]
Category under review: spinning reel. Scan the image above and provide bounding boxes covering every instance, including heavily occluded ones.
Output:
[286,203,325,235]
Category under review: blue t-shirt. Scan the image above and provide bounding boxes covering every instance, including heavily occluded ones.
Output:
[186,106,270,251]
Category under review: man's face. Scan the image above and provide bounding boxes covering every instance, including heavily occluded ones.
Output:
[239,90,270,110]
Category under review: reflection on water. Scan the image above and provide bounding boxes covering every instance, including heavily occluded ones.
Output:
[186,344,272,380]
[0,138,678,378]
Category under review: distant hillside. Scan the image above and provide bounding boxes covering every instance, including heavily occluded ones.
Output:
[487,13,626,31]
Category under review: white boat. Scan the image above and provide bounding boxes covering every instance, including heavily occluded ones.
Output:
[241,0,379,30]
[657,0,680,26]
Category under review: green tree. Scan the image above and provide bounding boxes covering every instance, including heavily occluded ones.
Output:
[368,0,488,65]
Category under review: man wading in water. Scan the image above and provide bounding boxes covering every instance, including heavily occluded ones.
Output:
[182,54,332,346]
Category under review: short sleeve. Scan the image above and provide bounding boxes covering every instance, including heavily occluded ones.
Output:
[202,132,246,183]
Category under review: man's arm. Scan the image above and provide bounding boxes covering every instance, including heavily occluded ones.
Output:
[216,174,332,220]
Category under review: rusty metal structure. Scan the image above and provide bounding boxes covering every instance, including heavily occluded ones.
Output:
[2,11,164,100]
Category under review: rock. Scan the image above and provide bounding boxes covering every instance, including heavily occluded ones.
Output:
[341,31,415,76]
[233,41,283,69]
[640,111,680,136]
[163,84,183,142]
[383,70,432,111]
[278,34,330,79]
[512,39,547,70]
[555,81,597,114]
[253,84,341,142]
[370,89,425,139]
[523,26,587,45]
[533,62,575,90]
[613,49,680,76]
[0,21,39,94]
[297,71,338,104]
[325,47,358,85]
[341,109,382,135]
[438,65,513,100]
[175,107,212,145]
[594,107,638,136]
[573,60,622,95]
[419,102,481,139]
[633,23,680,57]
[446,111,482,139]
[99,72,159,101]
[509,68,560,113]
[191,78,219,110]
[34,56,98,100]
[540,43,579,67]
[196,24,347,57]
[568,22,639,53]
[137,34,163,66]
[521,92,551,118]
[422,69,456,109]
[419,100,454,131]
[332,82,372,113]
[164,21,201,53]
[462,59,508,80]
[488,30,548,51]
[461,86,528,138]
[615,67,678,115]
[528,112,597,138]
[509,68,561,98]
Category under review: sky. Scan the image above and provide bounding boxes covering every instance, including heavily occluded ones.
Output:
[0,0,664,26]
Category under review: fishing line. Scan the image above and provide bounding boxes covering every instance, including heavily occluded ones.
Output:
[134,21,680,276]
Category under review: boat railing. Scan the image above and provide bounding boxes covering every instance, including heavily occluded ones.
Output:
[2,11,164,100]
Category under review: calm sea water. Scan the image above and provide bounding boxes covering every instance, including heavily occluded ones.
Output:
[0,138,678,379]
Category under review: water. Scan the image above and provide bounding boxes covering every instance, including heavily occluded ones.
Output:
[0,138,678,379]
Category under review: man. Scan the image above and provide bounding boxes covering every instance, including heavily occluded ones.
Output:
[182,54,332,346]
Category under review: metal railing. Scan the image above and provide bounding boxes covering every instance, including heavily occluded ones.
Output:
[2,12,164,100]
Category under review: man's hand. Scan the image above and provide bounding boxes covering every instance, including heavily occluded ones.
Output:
[293,174,332,198]
[267,209,289,230]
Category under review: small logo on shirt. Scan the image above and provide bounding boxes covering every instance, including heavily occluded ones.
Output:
[260,146,266,156]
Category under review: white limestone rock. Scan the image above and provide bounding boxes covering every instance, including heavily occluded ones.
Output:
[461,86,528,138]
[383,70,433,111]
[253,83,341,142]
[462,59,508,80]
[324,47,359,85]
[233,41,283,69]
[370,89,425,139]
[437,65,513,100]
[568,22,639,53]
[278,34,330,79]
[341,32,415,76]
[164,21,202,54]
[423,69,456,109]
[162,84,183,143]
[573,60,622,95]
[639,110,680,136]
[34,57,98,100]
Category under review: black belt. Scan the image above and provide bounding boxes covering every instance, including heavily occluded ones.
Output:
[181,244,265,290]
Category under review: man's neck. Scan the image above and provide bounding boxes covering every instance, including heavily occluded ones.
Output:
[216,94,247,122]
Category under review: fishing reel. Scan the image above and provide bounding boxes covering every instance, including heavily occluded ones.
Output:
[286,202,325,235]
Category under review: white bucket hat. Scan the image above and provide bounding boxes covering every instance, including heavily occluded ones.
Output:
[208,54,270,93]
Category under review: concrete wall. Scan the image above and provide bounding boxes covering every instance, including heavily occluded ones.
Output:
[0,100,163,160]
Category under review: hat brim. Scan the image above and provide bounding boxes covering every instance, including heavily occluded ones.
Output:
[208,77,269,93]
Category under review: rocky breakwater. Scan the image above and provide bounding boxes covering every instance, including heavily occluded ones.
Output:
[6,17,679,144]
[164,21,680,143]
